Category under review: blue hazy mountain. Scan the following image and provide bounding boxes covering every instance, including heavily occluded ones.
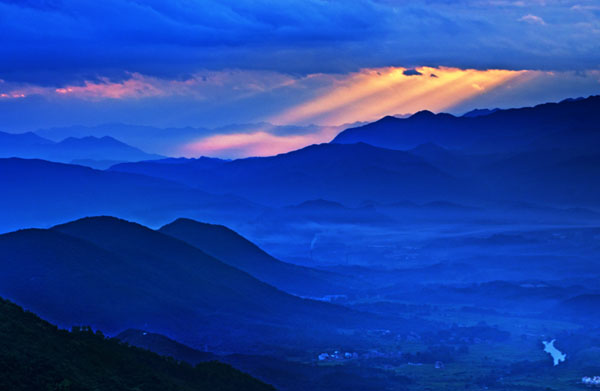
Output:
[54,136,163,166]
[0,158,258,233]
[112,156,229,185]
[403,145,600,208]
[34,122,359,156]
[332,95,600,154]
[112,142,478,207]
[467,150,600,208]
[111,135,600,209]
[406,142,483,176]
[0,131,161,168]
[0,130,54,151]
[3,97,600,390]
[0,298,274,391]
[461,108,501,118]
[108,94,600,209]
[0,216,376,353]
[35,123,212,156]
[159,218,348,296]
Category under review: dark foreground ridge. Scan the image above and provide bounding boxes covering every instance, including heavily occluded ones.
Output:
[0,297,274,391]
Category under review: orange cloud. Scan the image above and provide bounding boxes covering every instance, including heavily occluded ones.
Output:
[54,75,165,99]
[270,66,530,125]
[0,70,297,100]
[0,93,25,98]
[0,74,164,100]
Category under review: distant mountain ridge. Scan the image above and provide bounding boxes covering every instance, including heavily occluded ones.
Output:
[461,108,501,118]
[110,99,600,208]
[111,156,230,186]
[0,158,258,233]
[34,121,362,157]
[111,142,480,206]
[4,95,600,235]
[332,95,600,154]
[0,131,161,168]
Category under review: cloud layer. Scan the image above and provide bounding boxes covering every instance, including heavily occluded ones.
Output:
[1,0,600,158]
[2,0,600,87]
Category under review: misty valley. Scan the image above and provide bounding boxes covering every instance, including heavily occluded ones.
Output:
[1,96,600,390]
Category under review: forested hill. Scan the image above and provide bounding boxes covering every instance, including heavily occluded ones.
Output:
[0,297,275,391]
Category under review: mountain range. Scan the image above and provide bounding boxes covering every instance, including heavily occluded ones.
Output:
[0,158,259,233]
[33,122,359,157]
[110,95,600,209]
[2,95,600,236]
[112,142,479,207]
[332,95,600,154]
[0,216,382,353]
[0,131,161,168]
[2,95,600,391]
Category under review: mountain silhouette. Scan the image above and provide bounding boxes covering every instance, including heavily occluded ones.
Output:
[332,95,600,154]
[112,156,229,185]
[0,132,161,168]
[0,130,54,151]
[159,218,346,296]
[0,297,273,391]
[115,327,416,391]
[112,142,478,206]
[116,329,217,363]
[0,216,375,353]
[34,122,359,157]
[0,158,257,233]
[461,108,500,118]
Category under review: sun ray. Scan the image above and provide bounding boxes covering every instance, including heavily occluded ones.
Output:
[270,67,528,126]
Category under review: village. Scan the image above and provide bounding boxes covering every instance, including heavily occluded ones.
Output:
[582,376,600,386]
[317,350,359,361]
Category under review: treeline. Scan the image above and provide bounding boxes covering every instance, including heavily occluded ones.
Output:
[0,298,274,391]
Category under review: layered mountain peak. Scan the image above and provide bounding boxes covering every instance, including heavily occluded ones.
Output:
[410,109,436,118]
[53,216,154,238]
[161,218,242,242]
[159,217,348,296]
[410,142,449,155]
[332,94,600,153]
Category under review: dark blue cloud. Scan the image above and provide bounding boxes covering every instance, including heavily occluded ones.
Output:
[1,0,599,87]
[0,0,388,85]
[403,69,423,76]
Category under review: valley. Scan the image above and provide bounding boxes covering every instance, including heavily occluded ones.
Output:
[1,97,600,390]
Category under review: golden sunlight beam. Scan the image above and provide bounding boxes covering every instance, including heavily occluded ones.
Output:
[270,66,530,126]
[179,126,344,159]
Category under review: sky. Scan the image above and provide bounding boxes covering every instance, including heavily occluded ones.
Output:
[1,0,600,157]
